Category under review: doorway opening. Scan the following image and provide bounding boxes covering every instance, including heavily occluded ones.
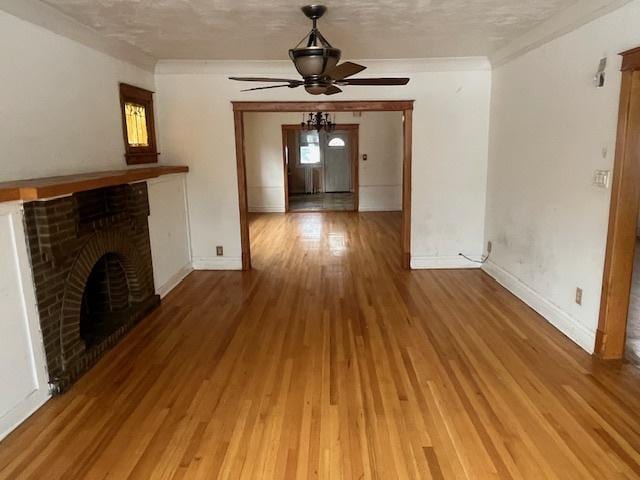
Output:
[597,47,640,360]
[283,124,359,212]
[233,100,414,271]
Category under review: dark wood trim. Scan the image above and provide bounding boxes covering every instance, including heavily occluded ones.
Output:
[233,101,413,271]
[402,109,413,269]
[234,111,251,271]
[281,124,359,213]
[0,166,188,202]
[597,49,640,359]
[282,127,290,212]
[621,47,640,71]
[119,83,159,166]
[351,127,360,213]
[233,101,414,113]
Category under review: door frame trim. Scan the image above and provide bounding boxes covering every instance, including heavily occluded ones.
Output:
[282,123,359,212]
[232,100,414,271]
[596,47,640,359]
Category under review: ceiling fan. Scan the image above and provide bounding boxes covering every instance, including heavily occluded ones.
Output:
[229,5,410,96]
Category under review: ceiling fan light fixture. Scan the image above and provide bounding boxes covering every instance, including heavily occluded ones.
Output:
[289,46,341,78]
[304,82,329,95]
[228,5,410,96]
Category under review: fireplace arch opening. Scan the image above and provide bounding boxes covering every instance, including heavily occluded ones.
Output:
[80,252,131,347]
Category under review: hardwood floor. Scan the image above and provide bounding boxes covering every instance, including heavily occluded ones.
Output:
[288,193,355,212]
[2,212,640,479]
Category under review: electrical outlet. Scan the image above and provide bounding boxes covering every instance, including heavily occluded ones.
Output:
[575,287,583,306]
[487,241,492,254]
[216,246,224,257]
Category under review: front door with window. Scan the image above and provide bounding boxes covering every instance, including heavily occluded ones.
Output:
[323,131,351,193]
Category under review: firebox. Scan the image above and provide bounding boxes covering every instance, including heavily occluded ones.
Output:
[23,182,160,393]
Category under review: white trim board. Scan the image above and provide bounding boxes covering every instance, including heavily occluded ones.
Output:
[358,206,402,212]
[411,255,482,270]
[193,257,243,271]
[248,206,286,213]
[0,388,50,442]
[156,264,194,299]
[482,260,596,354]
[155,57,492,75]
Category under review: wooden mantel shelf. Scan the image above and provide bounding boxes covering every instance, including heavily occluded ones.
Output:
[0,165,189,203]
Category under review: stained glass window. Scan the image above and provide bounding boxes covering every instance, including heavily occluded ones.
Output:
[124,103,149,147]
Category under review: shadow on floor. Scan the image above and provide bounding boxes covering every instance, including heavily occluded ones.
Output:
[288,192,355,212]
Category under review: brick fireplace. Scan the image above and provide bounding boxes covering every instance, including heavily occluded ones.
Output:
[23,182,160,393]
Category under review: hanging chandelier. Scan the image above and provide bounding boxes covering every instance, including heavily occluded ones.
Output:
[301,112,336,132]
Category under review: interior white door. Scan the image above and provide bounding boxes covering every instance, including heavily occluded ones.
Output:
[323,131,351,193]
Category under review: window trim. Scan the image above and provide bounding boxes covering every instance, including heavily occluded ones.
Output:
[119,83,159,165]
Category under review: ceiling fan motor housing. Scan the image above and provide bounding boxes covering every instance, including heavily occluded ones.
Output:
[288,5,341,94]
[289,46,341,94]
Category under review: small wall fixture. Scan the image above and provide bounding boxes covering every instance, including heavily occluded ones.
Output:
[594,57,607,88]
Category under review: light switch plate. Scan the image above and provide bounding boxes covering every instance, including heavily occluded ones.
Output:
[593,170,610,188]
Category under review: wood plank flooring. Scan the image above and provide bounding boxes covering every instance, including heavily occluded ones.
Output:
[287,193,355,212]
[2,212,640,479]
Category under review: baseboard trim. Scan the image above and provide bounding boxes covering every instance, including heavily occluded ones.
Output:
[410,255,482,270]
[193,257,243,271]
[0,388,51,441]
[248,206,286,213]
[156,264,194,298]
[482,260,595,354]
[358,206,402,212]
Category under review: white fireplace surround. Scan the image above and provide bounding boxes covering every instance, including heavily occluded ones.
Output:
[0,173,192,440]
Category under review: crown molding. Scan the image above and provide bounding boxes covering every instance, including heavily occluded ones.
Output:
[0,0,156,72]
[490,0,634,67]
[155,57,491,75]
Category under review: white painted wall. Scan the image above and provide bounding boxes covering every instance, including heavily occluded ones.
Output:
[147,174,193,297]
[244,111,403,213]
[357,112,404,212]
[483,0,640,353]
[244,113,291,213]
[0,203,50,441]
[0,10,155,182]
[156,59,491,270]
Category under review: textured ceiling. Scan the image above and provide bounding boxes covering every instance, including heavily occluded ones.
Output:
[41,0,580,60]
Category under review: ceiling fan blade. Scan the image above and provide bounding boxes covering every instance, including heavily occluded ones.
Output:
[341,77,410,86]
[241,84,299,92]
[327,62,367,80]
[324,85,343,95]
[229,77,303,84]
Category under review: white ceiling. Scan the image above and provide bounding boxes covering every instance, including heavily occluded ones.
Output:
[38,0,586,60]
